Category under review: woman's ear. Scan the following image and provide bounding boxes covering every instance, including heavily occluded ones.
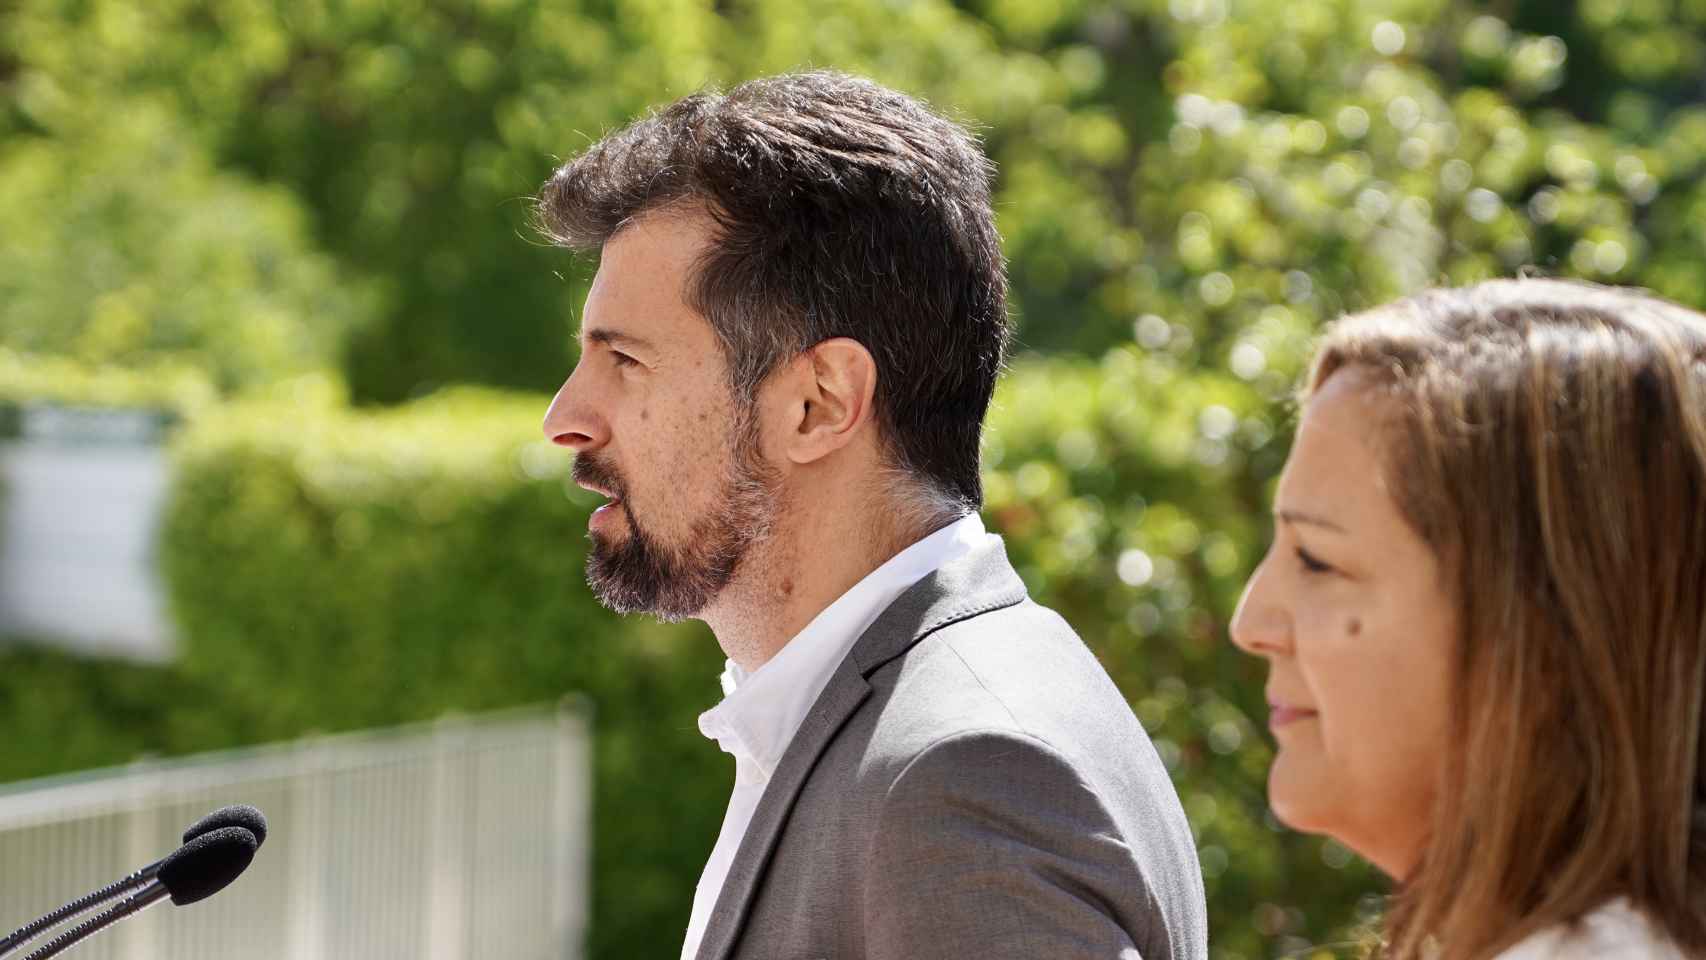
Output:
[779,338,877,466]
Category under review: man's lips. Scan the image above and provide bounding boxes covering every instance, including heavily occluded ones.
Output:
[588,496,624,534]
[572,460,628,534]
[573,477,623,506]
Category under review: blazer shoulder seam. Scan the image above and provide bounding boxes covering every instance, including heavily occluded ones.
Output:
[861,592,1027,676]
[921,591,1029,639]
[942,640,1025,733]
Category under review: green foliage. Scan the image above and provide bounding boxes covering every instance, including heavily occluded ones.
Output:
[156,388,730,959]
[0,101,373,392]
[0,645,235,784]
[8,0,1706,401]
[3,0,720,401]
[1,0,1167,401]
[963,0,1706,360]
[0,348,217,417]
[7,1,1706,959]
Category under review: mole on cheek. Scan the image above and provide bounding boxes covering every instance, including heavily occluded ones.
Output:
[640,407,649,422]
[1346,617,1362,637]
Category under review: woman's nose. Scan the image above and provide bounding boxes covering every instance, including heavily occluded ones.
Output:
[1230,553,1292,656]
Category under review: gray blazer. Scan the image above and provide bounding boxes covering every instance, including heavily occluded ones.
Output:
[693,536,1209,960]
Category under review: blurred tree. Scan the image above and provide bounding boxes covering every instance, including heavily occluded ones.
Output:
[0,99,371,392]
[2,0,1123,399]
[6,0,1704,393]
[4,0,736,401]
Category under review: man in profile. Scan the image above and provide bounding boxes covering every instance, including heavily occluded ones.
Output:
[538,72,1206,960]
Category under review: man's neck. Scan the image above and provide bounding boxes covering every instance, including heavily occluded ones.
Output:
[700,490,952,674]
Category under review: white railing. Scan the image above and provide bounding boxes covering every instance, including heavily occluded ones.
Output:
[0,704,590,960]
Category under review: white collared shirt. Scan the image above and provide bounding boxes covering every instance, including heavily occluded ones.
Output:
[679,513,992,960]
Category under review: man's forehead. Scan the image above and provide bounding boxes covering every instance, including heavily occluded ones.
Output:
[579,223,720,353]
[604,205,717,262]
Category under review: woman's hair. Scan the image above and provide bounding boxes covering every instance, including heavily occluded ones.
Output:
[1306,278,1706,960]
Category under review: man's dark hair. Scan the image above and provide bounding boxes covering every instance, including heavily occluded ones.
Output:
[536,71,1009,510]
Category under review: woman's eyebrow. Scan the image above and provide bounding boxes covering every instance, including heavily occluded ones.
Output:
[1276,508,1349,534]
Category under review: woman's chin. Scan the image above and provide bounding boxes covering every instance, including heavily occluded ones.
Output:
[1266,752,1334,835]
[1268,768,1418,878]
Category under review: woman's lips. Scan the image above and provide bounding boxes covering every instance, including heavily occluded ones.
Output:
[1269,705,1318,729]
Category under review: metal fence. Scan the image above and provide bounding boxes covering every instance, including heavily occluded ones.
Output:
[0,704,590,960]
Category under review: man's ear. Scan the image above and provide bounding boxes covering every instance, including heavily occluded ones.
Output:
[779,338,877,466]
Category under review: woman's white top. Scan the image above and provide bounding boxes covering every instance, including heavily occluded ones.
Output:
[1493,899,1686,959]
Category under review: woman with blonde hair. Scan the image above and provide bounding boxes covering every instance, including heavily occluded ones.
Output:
[1231,278,1706,959]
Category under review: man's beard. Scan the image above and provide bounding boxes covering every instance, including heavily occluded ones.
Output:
[571,412,779,620]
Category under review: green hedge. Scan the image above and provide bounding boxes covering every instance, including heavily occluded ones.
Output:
[0,348,218,419]
[0,645,248,783]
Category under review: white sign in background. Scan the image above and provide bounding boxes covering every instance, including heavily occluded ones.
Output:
[0,406,174,660]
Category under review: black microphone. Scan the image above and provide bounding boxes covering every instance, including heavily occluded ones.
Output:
[0,805,268,958]
[179,804,268,848]
[20,826,259,960]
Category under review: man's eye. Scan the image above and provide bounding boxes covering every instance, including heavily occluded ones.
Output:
[1296,547,1332,575]
[610,351,639,369]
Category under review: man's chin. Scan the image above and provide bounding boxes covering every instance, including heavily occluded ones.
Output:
[580,491,763,621]
[586,528,623,555]
[587,582,703,622]
[584,543,678,617]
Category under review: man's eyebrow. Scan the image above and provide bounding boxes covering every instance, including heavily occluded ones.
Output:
[1276,508,1348,533]
[578,327,657,352]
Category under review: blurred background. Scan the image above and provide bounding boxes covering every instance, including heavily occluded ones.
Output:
[1,0,1703,957]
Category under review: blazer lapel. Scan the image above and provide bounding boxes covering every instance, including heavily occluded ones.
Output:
[693,535,1028,960]
[693,670,872,960]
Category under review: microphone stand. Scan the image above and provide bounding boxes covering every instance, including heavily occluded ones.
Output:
[0,863,160,959]
[19,882,169,960]
[2,804,266,959]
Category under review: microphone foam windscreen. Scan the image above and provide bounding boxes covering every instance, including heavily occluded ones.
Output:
[159,826,258,906]
[181,804,268,848]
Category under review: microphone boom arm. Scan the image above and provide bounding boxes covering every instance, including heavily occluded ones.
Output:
[0,862,160,959]
[19,883,170,960]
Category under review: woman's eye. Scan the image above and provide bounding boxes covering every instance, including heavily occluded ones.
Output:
[1295,547,1332,575]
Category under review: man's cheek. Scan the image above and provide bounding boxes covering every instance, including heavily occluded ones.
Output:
[660,438,711,491]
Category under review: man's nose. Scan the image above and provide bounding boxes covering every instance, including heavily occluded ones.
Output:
[542,367,608,452]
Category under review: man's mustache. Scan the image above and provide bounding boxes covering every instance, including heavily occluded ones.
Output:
[572,454,629,502]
